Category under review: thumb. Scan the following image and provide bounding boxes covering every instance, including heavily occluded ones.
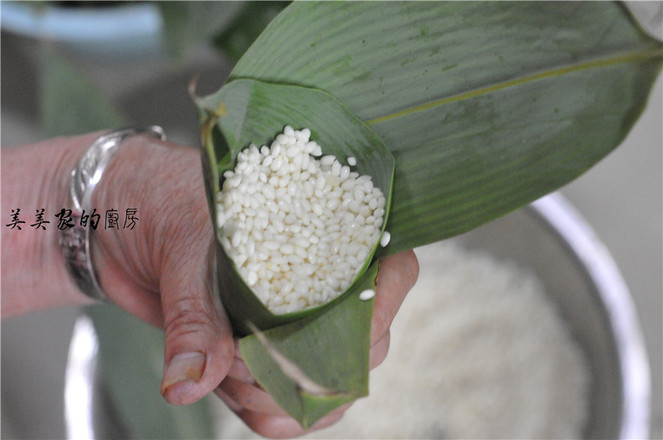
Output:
[158,244,234,406]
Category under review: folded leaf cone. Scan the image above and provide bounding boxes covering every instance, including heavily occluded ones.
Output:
[196,80,394,427]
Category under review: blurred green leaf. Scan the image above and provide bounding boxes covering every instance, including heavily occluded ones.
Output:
[40,44,126,136]
[212,1,290,62]
[88,305,214,439]
[157,1,244,58]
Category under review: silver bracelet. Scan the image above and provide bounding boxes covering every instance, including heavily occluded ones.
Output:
[60,126,166,301]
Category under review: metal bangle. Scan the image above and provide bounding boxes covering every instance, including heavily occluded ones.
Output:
[60,126,166,301]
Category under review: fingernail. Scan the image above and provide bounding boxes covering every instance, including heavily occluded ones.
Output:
[161,352,206,395]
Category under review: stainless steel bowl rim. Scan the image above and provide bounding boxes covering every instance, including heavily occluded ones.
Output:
[531,192,651,440]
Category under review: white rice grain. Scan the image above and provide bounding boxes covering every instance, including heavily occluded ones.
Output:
[359,289,375,301]
[380,231,391,247]
[216,126,386,314]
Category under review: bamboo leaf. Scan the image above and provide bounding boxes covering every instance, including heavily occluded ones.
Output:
[238,263,377,429]
[227,1,663,254]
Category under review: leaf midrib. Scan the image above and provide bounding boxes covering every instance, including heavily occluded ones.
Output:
[366,47,663,126]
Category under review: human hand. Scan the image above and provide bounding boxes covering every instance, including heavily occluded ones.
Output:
[2,131,232,405]
[84,132,234,405]
[214,250,419,438]
[57,131,418,436]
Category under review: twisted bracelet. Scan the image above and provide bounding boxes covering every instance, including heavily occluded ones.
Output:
[59,126,166,301]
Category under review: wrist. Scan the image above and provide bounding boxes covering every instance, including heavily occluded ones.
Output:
[1,133,102,318]
[1,129,212,324]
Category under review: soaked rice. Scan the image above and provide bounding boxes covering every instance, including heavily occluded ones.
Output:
[216,126,385,314]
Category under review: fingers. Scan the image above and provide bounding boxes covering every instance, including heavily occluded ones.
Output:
[88,138,238,406]
[371,249,419,344]
[217,329,388,437]
[369,329,391,369]
[215,382,349,439]
[235,405,348,439]
[159,241,234,406]
[158,250,415,409]
[215,251,416,435]
[219,348,355,438]
[218,390,351,440]
[226,339,257,383]
[218,377,290,417]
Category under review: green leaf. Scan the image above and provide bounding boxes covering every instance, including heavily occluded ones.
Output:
[157,1,244,58]
[40,44,127,136]
[227,1,663,254]
[238,262,377,429]
[212,1,290,62]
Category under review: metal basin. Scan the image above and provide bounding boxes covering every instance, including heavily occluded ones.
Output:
[64,192,650,438]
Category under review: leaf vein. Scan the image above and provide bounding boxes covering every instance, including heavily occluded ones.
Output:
[366,48,663,125]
